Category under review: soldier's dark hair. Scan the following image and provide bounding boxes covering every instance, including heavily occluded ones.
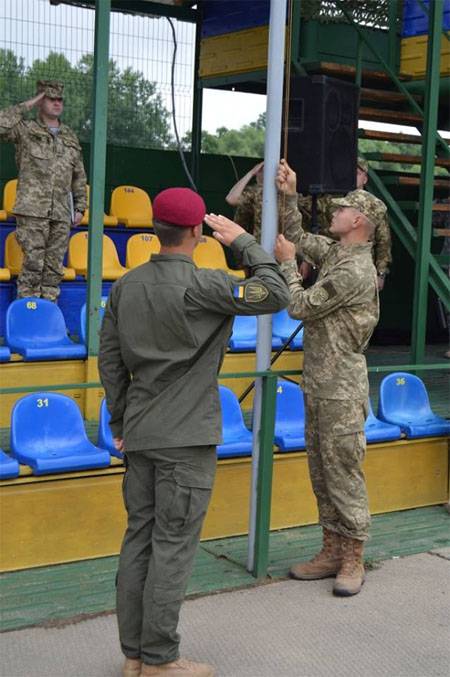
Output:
[153,219,190,247]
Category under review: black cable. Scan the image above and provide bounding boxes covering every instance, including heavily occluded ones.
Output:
[167,16,198,192]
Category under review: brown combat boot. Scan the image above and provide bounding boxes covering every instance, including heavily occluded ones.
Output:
[123,658,142,677]
[333,537,365,597]
[289,528,342,580]
[140,657,215,677]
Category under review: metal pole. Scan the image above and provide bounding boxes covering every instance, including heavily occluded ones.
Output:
[86,0,111,357]
[190,12,203,187]
[411,0,443,364]
[248,0,287,573]
[387,0,399,71]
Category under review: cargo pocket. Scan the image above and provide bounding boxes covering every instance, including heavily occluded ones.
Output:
[165,465,214,532]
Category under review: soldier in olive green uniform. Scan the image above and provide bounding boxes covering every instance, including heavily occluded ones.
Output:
[233,157,392,289]
[98,187,289,677]
[275,160,381,597]
[0,80,87,300]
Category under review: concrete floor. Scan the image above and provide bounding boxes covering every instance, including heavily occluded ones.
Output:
[1,549,449,677]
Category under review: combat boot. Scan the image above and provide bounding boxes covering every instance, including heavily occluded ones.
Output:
[140,657,215,677]
[289,528,342,580]
[123,658,142,677]
[333,537,365,596]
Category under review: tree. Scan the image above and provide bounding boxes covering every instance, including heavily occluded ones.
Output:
[181,112,266,158]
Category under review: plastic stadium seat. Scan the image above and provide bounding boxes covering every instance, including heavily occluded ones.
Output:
[126,233,161,268]
[3,179,17,216]
[364,400,402,444]
[229,316,283,352]
[110,185,153,228]
[378,372,450,439]
[4,232,76,280]
[194,236,245,278]
[68,231,128,279]
[98,399,123,459]
[0,345,11,362]
[0,449,20,480]
[217,385,253,458]
[273,380,306,451]
[79,297,108,345]
[0,267,11,281]
[79,185,119,227]
[6,298,87,361]
[10,392,111,475]
[0,210,7,222]
[272,309,303,350]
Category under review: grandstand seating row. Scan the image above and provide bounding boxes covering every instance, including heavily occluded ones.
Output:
[0,299,302,361]
[0,180,154,229]
[1,375,448,479]
[0,231,243,282]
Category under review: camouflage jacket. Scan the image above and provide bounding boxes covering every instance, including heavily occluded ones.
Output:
[235,185,392,275]
[280,195,379,401]
[0,103,87,221]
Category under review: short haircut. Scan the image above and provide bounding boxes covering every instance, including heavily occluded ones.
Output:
[153,219,190,247]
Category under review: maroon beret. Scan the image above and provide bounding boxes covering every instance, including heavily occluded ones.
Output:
[153,187,206,227]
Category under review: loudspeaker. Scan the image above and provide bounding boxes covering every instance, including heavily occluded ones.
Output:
[283,75,360,194]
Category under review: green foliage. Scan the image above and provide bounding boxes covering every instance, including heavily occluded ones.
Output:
[183,112,266,157]
[0,48,172,149]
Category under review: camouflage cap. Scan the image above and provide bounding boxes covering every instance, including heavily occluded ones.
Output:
[331,189,387,225]
[37,80,64,99]
[357,156,369,173]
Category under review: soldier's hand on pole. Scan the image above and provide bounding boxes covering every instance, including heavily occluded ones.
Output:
[275,234,296,263]
[23,91,45,110]
[204,213,246,246]
[276,159,297,196]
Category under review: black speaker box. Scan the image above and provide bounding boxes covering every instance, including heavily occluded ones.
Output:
[283,75,360,195]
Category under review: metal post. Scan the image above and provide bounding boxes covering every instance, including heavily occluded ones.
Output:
[190,12,203,187]
[86,0,111,357]
[411,0,443,363]
[252,373,278,578]
[248,0,287,573]
[355,33,363,87]
[388,0,399,71]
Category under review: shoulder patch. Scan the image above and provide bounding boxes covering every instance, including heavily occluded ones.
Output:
[309,285,329,306]
[243,281,269,303]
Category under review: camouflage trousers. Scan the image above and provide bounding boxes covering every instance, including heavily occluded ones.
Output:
[305,395,370,541]
[15,216,71,301]
[117,446,216,665]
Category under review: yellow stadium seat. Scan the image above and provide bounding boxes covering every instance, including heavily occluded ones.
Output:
[3,179,17,216]
[110,185,153,228]
[126,233,161,268]
[4,232,76,281]
[0,210,7,222]
[79,185,119,227]
[68,231,128,280]
[0,267,11,281]
[194,236,245,278]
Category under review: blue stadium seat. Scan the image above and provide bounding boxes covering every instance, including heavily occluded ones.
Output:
[378,372,450,439]
[80,297,108,345]
[228,315,283,352]
[5,298,87,361]
[364,400,402,444]
[272,310,303,350]
[10,393,111,475]
[98,398,123,459]
[217,385,253,458]
[273,380,306,451]
[0,449,20,480]
[0,345,11,362]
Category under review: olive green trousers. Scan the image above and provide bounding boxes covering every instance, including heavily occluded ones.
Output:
[117,446,217,666]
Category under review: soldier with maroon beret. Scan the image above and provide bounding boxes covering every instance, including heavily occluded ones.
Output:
[99,187,289,677]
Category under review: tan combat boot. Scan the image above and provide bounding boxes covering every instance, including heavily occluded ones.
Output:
[123,658,142,677]
[333,537,365,596]
[140,657,215,677]
[289,528,342,580]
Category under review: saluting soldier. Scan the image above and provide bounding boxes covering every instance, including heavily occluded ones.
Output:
[274,159,381,597]
[98,187,289,677]
[0,80,87,300]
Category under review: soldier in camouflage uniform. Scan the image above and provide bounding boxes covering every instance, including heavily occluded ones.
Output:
[232,157,392,289]
[274,160,381,597]
[0,80,87,300]
[99,187,289,677]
